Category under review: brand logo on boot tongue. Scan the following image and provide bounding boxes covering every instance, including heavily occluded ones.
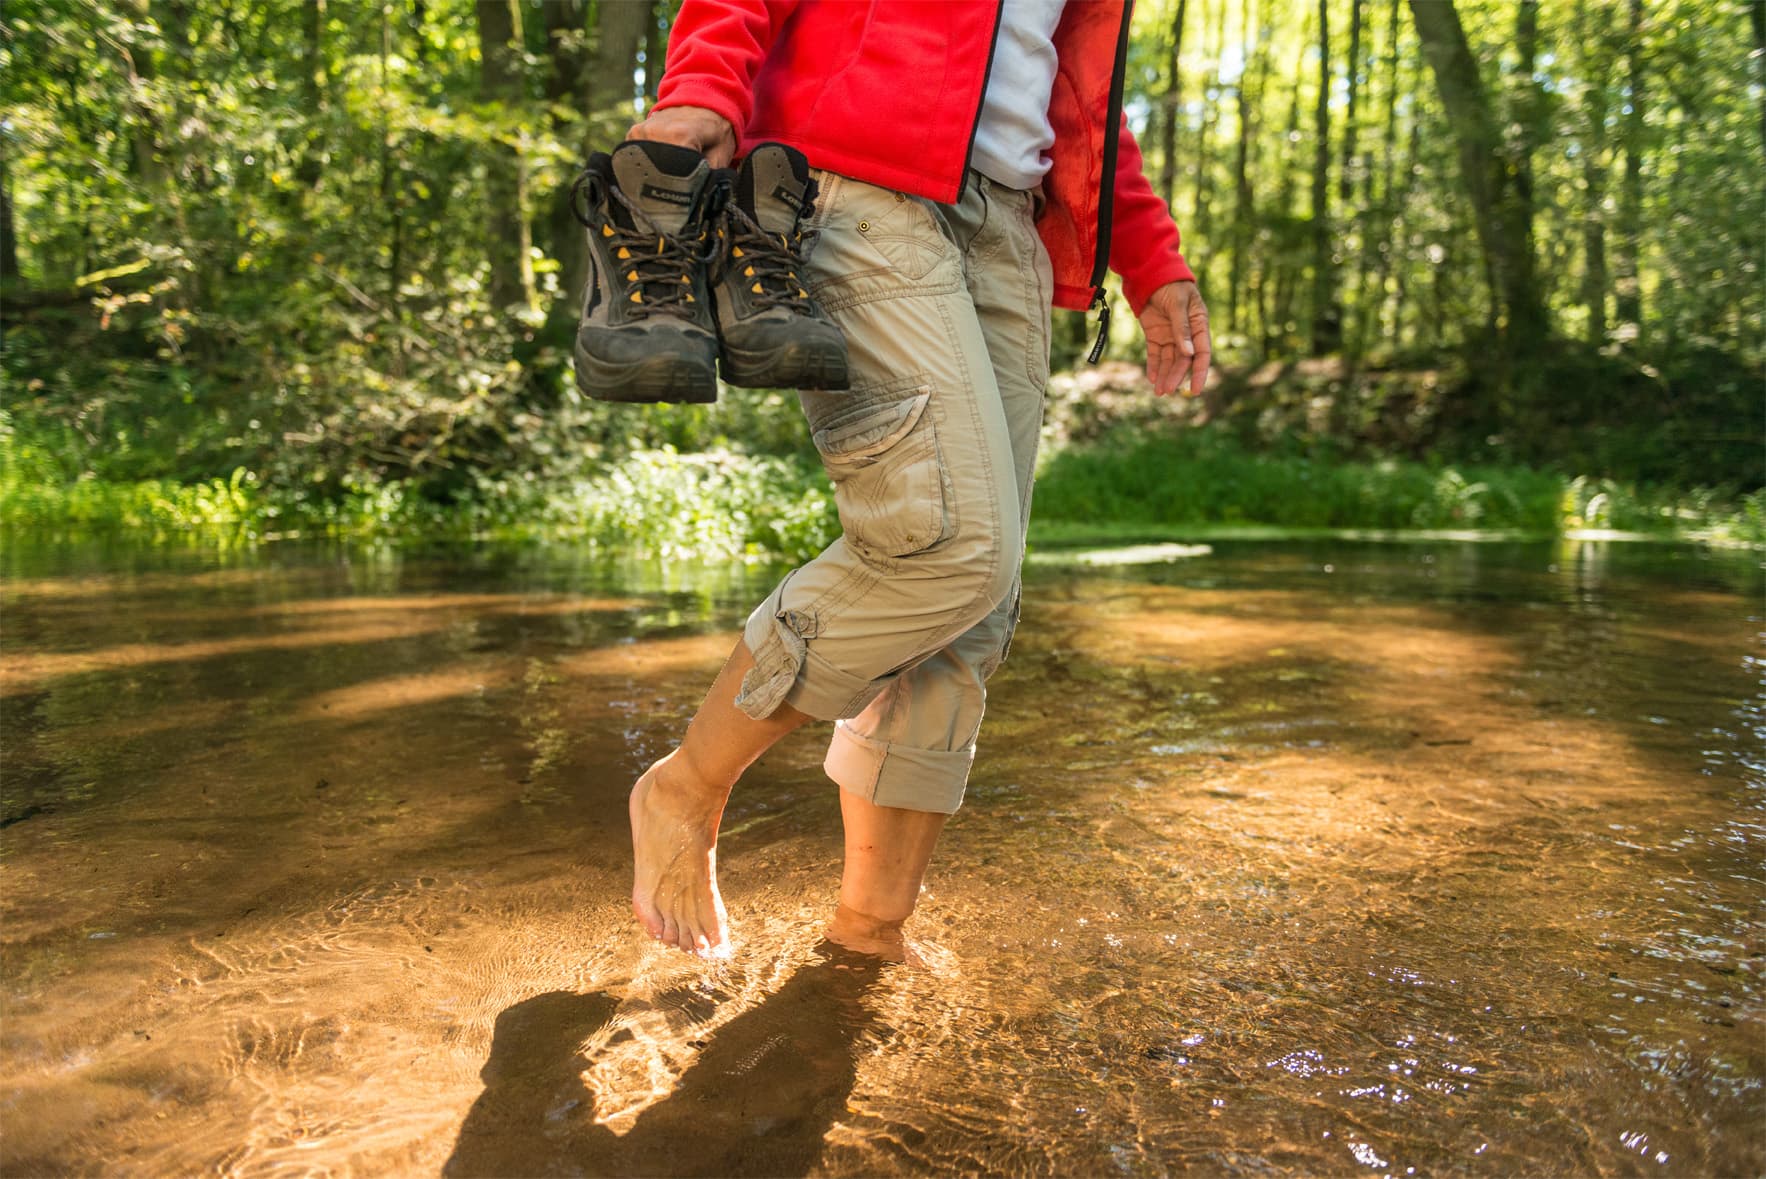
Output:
[770,185,806,214]
[640,184,695,208]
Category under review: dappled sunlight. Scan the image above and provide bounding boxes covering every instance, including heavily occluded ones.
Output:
[0,617,457,695]
[1,591,668,697]
[0,567,338,602]
[554,631,738,683]
[299,665,521,722]
[8,592,644,627]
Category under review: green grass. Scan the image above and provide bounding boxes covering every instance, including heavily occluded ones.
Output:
[4,421,1758,557]
[1,435,841,560]
[1031,427,1763,546]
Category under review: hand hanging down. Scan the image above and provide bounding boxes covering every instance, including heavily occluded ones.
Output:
[1136,279,1212,399]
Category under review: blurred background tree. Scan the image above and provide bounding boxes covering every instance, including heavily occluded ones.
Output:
[2,0,1760,533]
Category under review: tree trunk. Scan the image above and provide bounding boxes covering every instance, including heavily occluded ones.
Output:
[1575,0,1609,345]
[1191,0,1222,295]
[589,0,649,116]
[1408,0,1547,350]
[1361,0,1402,356]
[380,6,406,346]
[543,0,592,313]
[301,1,328,115]
[126,0,172,196]
[1270,13,1309,356]
[1389,115,1419,349]
[1310,0,1341,354]
[644,0,667,103]
[1339,0,1365,357]
[1752,0,1766,161]
[1226,0,1253,333]
[1158,0,1189,207]
[1613,0,1644,339]
[1,151,19,283]
[295,0,327,188]
[136,1,200,309]
[1339,0,1361,207]
[478,0,534,312]
[1512,0,1540,239]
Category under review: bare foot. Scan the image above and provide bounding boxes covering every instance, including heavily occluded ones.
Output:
[629,754,732,958]
[824,903,923,967]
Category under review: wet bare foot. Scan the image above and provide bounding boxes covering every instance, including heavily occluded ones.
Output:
[824,902,924,967]
[629,755,731,959]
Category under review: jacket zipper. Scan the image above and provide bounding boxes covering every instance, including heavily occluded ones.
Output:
[1088,0,1137,362]
[956,0,1007,202]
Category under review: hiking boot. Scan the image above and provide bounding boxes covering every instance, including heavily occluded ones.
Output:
[711,143,850,390]
[570,140,722,404]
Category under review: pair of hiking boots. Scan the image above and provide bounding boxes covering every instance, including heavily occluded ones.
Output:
[570,140,848,404]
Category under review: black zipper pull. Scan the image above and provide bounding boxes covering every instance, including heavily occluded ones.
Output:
[1086,288,1112,364]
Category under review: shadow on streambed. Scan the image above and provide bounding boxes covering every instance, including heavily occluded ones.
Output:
[444,943,888,1178]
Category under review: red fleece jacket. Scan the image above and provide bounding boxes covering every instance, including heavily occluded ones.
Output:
[654,0,1196,313]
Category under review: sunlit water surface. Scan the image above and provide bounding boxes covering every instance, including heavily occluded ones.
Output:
[2,536,1761,1177]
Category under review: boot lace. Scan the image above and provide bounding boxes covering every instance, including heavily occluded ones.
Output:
[716,204,814,311]
[571,170,718,320]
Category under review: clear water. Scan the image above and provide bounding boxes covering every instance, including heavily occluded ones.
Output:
[2,535,1761,1176]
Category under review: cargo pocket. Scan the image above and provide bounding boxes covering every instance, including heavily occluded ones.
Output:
[863,195,951,282]
[811,387,952,560]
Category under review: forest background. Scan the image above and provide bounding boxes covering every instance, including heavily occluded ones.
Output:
[3,0,1762,554]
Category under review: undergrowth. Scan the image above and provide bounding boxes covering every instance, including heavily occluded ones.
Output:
[4,416,1758,557]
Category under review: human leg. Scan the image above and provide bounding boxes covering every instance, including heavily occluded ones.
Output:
[823,175,1053,819]
[632,169,1020,958]
[631,640,812,957]
[817,177,1053,955]
[824,788,948,961]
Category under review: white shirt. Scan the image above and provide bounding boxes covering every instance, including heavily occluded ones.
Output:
[969,0,1066,191]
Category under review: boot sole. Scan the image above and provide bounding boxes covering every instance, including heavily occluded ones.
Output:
[574,350,719,405]
[720,340,851,391]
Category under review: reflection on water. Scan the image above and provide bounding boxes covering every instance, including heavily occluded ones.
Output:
[1,536,1761,1176]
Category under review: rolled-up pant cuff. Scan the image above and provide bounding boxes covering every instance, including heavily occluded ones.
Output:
[737,593,878,722]
[824,720,972,814]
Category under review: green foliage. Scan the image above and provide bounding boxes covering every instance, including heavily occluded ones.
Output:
[2,409,839,560]
[10,410,1755,554]
[1031,422,1761,543]
[1,0,1756,554]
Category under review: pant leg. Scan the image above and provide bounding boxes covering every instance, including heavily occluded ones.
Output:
[825,174,1054,815]
[734,171,1022,748]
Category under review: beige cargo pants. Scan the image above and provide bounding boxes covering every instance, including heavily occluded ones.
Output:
[735,167,1053,815]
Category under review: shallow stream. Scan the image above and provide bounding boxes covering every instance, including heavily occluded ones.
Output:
[2,536,1761,1176]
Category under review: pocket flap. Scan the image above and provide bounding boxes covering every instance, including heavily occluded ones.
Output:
[811,390,932,462]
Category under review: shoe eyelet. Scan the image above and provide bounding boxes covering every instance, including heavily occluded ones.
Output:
[858,220,870,233]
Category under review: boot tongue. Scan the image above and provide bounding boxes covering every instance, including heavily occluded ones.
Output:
[737,144,812,236]
[611,140,710,236]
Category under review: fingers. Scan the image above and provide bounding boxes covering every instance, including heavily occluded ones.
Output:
[1139,283,1207,398]
[1189,336,1213,398]
[1170,309,1195,399]
[626,107,737,169]
[1146,343,1175,397]
[1168,351,1195,398]
[1182,290,1211,399]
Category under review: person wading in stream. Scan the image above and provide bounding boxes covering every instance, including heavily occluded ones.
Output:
[626,0,1212,960]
